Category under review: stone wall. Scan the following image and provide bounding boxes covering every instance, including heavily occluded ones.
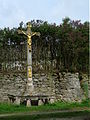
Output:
[33,73,55,97]
[0,73,26,102]
[0,72,89,103]
[53,72,84,102]
[0,73,55,102]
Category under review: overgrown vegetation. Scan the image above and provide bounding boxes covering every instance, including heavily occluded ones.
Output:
[81,82,89,99]
[0,18,89,73]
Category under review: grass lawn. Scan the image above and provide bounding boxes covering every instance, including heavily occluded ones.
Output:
[0,99,90,114]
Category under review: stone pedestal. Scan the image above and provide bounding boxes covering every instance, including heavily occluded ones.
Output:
[26,99,31,107]
[49,98,55,104]
[15,97,20,105]
[8,98,11,104]
[38,99,43,106]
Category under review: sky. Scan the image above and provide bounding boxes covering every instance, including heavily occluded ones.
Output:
[0,0,89,28]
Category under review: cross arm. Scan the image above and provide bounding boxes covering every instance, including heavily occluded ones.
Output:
[17,29,27,36]
[31,32,40,37]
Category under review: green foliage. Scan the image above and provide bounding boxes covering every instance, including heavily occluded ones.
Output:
[81,82,89,99]
[0,18,89,73]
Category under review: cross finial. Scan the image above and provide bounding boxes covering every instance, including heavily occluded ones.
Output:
[26,22,32,29]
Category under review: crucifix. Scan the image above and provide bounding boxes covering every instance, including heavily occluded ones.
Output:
[18,22,40,95]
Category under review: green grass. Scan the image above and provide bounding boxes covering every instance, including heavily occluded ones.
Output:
[0,99,90,114]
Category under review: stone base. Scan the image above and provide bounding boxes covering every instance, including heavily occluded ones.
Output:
[15,97,20,105]
[26,99,31,107]
[38,99,44,106]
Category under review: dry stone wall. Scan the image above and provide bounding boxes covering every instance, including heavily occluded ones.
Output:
[53,72,84,102]
[0,73,26,102]
[33,73,55,97]
[0,72,89,103]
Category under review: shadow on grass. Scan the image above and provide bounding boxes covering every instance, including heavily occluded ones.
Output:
[0,111,90,120]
